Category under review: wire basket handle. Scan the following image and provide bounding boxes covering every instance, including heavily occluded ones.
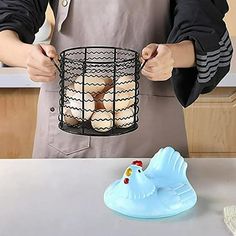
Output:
[51,58,61,74]
[139,48,158,72]
[38,44,61,74]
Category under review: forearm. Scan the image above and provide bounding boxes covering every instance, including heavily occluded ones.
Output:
[166,40,195,68]
[0,30,33,67]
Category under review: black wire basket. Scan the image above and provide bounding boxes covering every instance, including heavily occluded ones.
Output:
[57,46,141,136]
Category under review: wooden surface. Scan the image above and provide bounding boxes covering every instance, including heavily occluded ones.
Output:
[0,88,236,158]
[0,89,39,158]
[184,88,236,157]
[225,0,236,36]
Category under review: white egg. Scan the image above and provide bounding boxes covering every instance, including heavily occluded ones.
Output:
[65,83,76,99]
[91,109,113,132]
[117,75,135,89]
[128,89,136,106]
[115,107,134,128]
[103,87,130,111]
[74,75,106,94]
[103,76,113,86]
[63,107,79,126]
[70,93,95,121]
[117,75,136,106]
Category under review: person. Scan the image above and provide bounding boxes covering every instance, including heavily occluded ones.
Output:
[0,0,233,158]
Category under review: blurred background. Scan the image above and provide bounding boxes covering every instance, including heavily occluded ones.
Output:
[0,1,235,158]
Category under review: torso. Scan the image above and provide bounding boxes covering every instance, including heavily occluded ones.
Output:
[33,0,188,158]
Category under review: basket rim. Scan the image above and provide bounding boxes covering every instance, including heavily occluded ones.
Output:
[59,46,140,65]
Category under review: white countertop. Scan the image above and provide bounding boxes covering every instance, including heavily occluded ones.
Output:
[0,67,41,88]
[0,158,235,236]
[0,37,235,88]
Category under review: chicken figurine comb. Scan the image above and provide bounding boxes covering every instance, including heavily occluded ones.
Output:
[104,147,197,218]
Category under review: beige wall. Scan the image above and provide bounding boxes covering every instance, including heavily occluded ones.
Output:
[46,5,55,25]
[225,0,236,36]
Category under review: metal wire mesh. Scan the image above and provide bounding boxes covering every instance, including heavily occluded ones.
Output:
[58,46,140,136]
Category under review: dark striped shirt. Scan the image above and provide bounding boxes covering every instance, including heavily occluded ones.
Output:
[0,0,233,107]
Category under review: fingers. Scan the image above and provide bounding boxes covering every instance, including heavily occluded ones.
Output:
[26,44,58,82]
[142,66,173,81]
[29,75,56,82]
[40,44,58,59]
[27,66,56,77]
[141,43,158,60]
[141,44,174,81]
[145,44,173,67]
[27,45,55,69]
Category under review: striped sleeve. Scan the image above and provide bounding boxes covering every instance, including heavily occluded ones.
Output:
[168,0,233,107]
[196,31,232,83]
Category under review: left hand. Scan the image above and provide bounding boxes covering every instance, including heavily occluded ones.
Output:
[141,43,175,81]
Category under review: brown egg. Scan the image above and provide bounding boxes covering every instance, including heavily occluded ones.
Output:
[94,93,105,110]
[101,77,113,94]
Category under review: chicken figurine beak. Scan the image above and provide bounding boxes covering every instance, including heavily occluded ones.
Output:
[125,168,132,176]
[123,161,143,185]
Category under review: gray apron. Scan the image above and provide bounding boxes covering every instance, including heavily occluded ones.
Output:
[33,0,188,158]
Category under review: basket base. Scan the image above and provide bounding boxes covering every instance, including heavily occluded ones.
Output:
[59,122,138,136]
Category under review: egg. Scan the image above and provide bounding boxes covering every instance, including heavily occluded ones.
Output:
[74,75,106,94]
[63,107,79,126]
[70,93,95,121]
[91,109,113,132]
[127,89,136,106]
[117,75,136,106]
[100,76,113,94]
[117,75,135,90]
[103,87,130,111]
[94,93,105,110]
[103,76,113,86]
[65,83,76,99]
[115,107,134,128]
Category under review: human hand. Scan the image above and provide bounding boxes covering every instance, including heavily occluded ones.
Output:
[141,43,174,81]
[26,44,58,82]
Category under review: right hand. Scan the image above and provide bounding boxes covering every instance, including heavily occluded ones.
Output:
[26,44,58,82]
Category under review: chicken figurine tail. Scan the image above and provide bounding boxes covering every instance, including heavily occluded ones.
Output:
[104,146,197,219]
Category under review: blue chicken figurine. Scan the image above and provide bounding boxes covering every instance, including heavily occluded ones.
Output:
[104,147,197,218]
